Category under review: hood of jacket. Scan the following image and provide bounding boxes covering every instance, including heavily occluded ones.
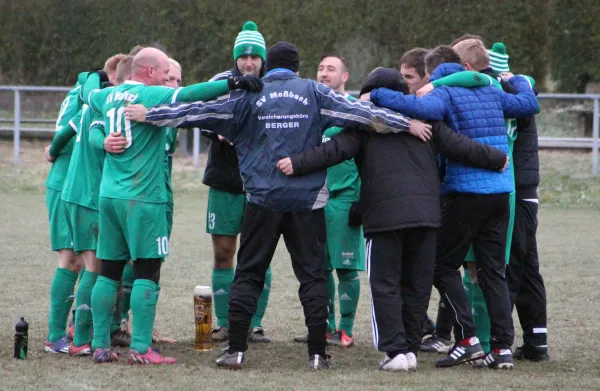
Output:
[430,62,465,82]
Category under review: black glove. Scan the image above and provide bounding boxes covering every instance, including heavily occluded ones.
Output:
[348,202,362,227]
[89,69,110,84]
[227,75,264,92]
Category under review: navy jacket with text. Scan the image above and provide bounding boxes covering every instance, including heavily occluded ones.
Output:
[144,69,412,212]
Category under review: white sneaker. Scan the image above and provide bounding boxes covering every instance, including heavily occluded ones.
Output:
[406,352,417,371]
[380,353,408,372]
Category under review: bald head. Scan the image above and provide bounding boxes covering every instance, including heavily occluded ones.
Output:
[132,47,170,86]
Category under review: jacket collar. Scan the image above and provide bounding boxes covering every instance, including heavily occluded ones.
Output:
[263,69,300,81]
[429,63,465,82]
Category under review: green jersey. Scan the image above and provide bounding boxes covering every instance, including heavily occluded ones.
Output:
[87,81,181,203]
[322,95,360,201]
[46,84,82,191]
[61,104,106,210]
[165,128,178,205]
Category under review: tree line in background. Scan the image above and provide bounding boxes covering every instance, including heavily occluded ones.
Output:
[0,0,598,92]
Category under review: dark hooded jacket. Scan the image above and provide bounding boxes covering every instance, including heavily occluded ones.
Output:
[201,63,266,193]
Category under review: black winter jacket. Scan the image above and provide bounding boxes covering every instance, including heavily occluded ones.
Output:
[290,121,507,234]
[201,64,266,194]
[482,68,540,199]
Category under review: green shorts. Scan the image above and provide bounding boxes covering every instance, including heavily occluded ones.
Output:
[166,201,174,239]
[464,191,515,265]
[64,201,99,253]
[97,197,169,261]
[324,200,365,271]
[206,187,245,236]
[46,188,73,251]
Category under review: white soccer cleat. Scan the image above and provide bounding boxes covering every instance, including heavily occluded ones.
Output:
[380,353,408,372]
[406,352,417,371]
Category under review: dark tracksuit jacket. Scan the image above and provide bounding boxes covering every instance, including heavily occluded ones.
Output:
[479,68,548,346]
[371,62,539,350]
[289,120,507,354]
[143,68,413,355]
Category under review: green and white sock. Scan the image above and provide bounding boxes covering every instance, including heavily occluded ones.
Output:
[73,270,98,347]
[472,283,491,353]
[130,279,158,353]
[47,267,78,342]
[90,276,119,350]
[120,262,134,321]
[337,269,360,337]
[251,267,272,329]
[326,269,336,333]
[212,268,234,328]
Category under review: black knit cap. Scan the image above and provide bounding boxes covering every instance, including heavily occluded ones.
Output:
[266,41,300,72]
[359,67,409,96]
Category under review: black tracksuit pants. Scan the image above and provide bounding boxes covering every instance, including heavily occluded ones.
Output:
[366,227,437,354]
[433,193,514,350]
[227,203,328,357]
[506,199,548,346]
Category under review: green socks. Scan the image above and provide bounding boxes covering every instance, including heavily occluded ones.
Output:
[326,269,336,333]
[130,279,158,353]
[212,268,235,328]
[472,282,491,352]
[213,267,272,329]
[48,267,78,342]
[120,262,134,321]
[251,267,272,329]
[337,269,360,337]
[463,268,491,352]
[90,276,119,350]
[73,270,98,347]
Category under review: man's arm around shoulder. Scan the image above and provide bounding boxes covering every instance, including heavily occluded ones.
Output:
[433,121,508,171]
[281,127,364,176]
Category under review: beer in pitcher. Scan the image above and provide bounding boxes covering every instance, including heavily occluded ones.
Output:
[194,285,214,351]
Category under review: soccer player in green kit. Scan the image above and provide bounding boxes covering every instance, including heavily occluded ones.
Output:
[82,47,263,364]
[294,54,364,348]
[43,79,82,354]
[42,55,124,353]
[45,54,133,356]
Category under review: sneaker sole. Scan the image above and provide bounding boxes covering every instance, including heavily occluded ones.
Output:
[69,349,91,357]
[381,365,409,372]
[488,362,514,370]
[94,359,119,364]
[216,364,243,370]
[516,355,549,362]
[436,351,485,368]
[44,346,68,354]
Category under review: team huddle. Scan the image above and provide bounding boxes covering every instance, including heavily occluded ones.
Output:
[43,21,548,372]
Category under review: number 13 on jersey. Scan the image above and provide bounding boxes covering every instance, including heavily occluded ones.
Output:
[107,107,133,148]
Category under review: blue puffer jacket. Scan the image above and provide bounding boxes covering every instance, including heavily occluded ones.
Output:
[144,70,412,212]
[371,63,539,194]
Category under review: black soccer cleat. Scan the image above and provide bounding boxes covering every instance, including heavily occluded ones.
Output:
[514,343,549,362]
[216,350,245,370]
[309,354,331,370]
[474,349,514,370]
[435,339,485,368]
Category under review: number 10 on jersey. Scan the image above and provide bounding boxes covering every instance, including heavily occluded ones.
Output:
[107,107,132,148]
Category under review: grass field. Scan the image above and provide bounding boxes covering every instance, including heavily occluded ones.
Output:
[1,142,600,390]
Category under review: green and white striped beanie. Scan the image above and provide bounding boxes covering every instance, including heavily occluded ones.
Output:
[487,42,510,73]
[233,21,266,62]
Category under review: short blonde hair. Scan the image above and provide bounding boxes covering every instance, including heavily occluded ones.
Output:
[128,45,146,56]
[115,56,134,85]
[168,58,182,71]
[103,53,126,75]
[453,39,489,71]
